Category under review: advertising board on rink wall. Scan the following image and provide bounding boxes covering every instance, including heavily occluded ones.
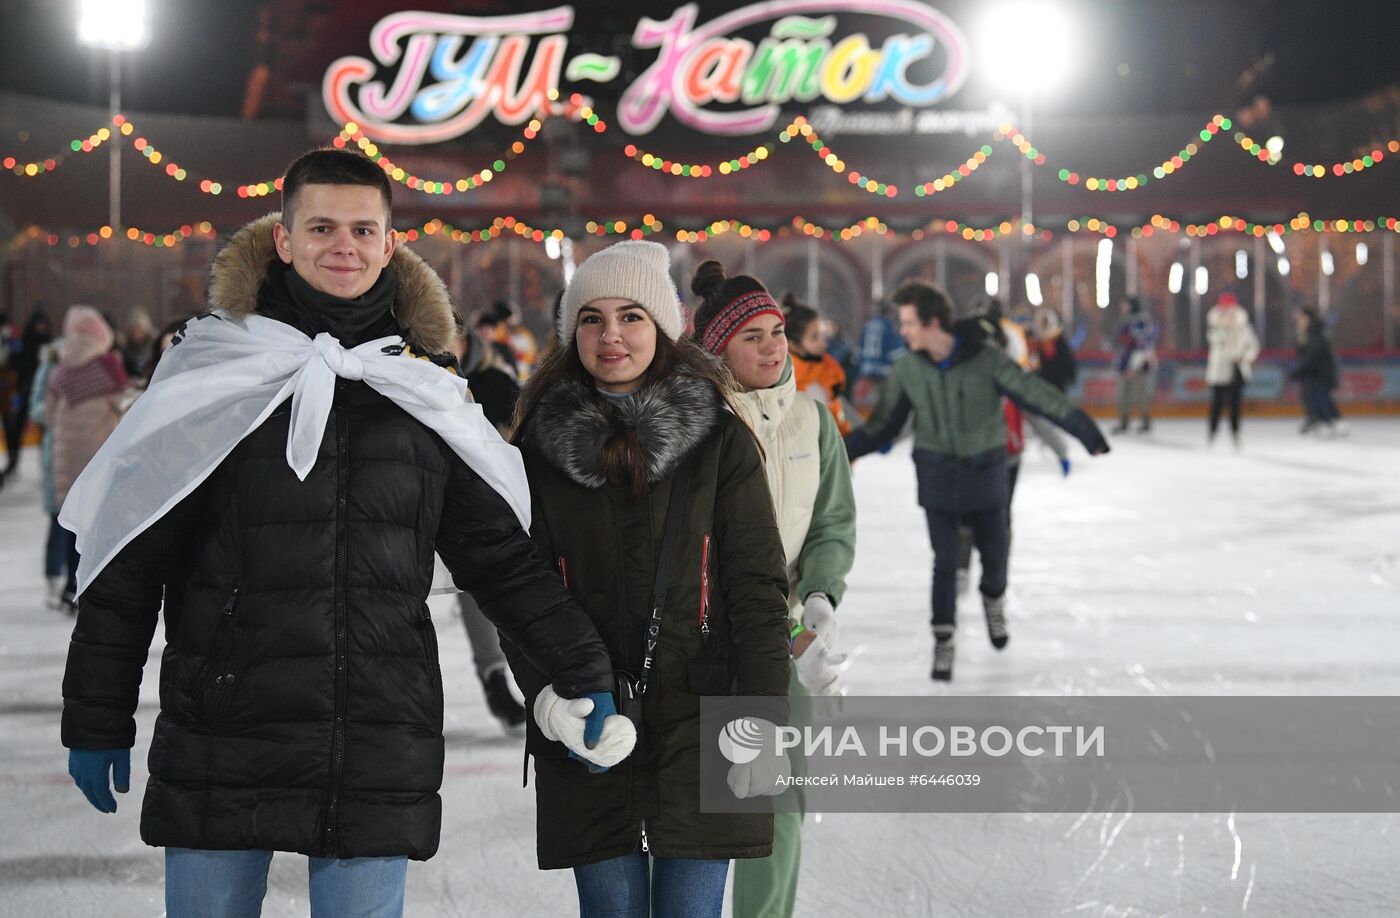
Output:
[1072,354,1400,408]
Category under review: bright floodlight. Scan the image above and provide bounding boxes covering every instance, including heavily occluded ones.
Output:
[78,0,150,51]
[1024,272,1043,307]
[980,2,1076,96]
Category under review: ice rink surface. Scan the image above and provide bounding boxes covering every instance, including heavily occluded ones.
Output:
[2,417,1398,916]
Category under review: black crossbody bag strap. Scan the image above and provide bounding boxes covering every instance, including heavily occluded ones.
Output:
[636,456,696,697]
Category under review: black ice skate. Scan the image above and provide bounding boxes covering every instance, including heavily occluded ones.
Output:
[983,594,1009,649]
[481,668,526,731]
[931,634,955,681]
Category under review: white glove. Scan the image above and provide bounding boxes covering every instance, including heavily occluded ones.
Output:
[801,593,838,653]
[794,642,846,696]
[722,717,791,798]
[532,686,637,769]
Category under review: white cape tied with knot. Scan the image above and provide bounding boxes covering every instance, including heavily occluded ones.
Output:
[59,311,531,596]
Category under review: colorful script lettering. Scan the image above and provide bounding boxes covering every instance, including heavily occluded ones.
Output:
[322,1,971,142]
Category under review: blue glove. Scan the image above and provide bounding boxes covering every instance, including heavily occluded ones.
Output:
[567,691,620,774]
[68,748,131,813]
[581,691,617,749]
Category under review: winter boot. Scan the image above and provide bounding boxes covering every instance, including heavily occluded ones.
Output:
[1137,417,1152,433]
[931,631,955,681]
[481,668,527,731]
[983,594,1009,650]
[1110,418,1130,434]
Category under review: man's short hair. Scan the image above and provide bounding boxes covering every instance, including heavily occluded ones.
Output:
[891,281,954,331]
[280,148,392,226]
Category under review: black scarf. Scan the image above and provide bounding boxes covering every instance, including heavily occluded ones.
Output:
[261,261,400,348]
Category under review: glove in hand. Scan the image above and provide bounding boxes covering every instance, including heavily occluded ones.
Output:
[68,748,130,813]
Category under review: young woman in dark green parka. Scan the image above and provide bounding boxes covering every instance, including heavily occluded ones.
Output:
[502,241,792,917]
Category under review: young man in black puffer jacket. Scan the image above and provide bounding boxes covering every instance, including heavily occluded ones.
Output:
[60,149,630,917]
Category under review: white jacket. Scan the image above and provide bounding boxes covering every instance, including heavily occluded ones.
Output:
[1205,305,1261,385]
[735,368,822,592]
[733,359,857,625]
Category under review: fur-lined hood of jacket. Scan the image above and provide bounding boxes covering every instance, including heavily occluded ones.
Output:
[207,213,456,355]
[523,367,724,488]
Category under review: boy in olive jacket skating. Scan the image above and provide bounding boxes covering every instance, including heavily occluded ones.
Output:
[845,281,1109,680]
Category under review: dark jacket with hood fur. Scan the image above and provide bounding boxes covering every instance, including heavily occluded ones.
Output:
[61,214,613,860]
[504,366,791,869]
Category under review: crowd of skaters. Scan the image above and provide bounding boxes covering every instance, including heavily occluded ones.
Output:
[0,145,1352,918]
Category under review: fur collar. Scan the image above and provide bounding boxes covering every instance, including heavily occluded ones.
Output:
[525,367,724,488]
[207,213,456,354]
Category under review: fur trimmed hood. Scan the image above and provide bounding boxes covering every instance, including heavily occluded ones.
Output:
[524,367,724,488]
[207,213,456,354]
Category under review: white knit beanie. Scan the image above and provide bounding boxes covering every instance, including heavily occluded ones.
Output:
[558,240,684,344]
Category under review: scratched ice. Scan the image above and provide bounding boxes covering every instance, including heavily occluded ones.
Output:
[2,417,1397,916]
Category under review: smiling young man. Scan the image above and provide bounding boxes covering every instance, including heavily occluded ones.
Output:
[59,148,632,917]
[845,280,1109,681]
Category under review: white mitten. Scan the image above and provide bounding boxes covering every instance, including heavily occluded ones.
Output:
[722,718,792,798]
[801,593,838,652]
[794,643,846,697]
[532,686,638,769]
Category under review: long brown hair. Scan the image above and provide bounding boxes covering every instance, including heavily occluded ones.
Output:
[511,327,747,499]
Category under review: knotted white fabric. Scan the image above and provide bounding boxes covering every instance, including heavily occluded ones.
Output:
[60,311,531,595]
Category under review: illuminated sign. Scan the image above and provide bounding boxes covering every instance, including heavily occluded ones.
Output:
[323,2,970,143]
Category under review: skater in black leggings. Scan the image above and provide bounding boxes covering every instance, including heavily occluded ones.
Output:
[1207,367,1245,440]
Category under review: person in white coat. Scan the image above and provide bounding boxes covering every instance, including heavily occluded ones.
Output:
[690,260,856,918]
[1205,292,1261,446]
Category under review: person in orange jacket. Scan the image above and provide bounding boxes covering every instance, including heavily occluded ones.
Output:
[783,294,853,436]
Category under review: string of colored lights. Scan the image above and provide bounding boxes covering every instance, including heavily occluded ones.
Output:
[674,220,774,244]
[14,221,218,249]
[17,214,1400,253]
[791,216,891,241]
[12,111,1397,214]
[908,219,1050,242]
[914,146,994,197]
[391,215,663,245]
[3,116,133,177]
[1233,131,1399,178]
[3,102,605,198]
[999,115,1232,192]
[781,118,897,197]
[329,99,608,197]
[621,140,771,178]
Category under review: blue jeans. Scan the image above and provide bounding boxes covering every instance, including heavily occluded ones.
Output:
[574,852,729,918]
[45,514,71,580]
[165,848,407,918]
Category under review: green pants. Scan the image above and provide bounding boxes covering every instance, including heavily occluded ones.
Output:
[731,669,808,918]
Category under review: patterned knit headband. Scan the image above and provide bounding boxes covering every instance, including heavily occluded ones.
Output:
[698,290,785,354]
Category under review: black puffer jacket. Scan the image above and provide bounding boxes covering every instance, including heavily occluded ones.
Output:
[1289,325,1339,390]
[505,367,791,869]
[61,215,613,860]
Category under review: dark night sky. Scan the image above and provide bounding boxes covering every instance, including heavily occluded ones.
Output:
[1,0,1397,121]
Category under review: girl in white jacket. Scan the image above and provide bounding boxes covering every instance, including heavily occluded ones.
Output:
[1205,292,1260,446]
[691,260,856,918]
